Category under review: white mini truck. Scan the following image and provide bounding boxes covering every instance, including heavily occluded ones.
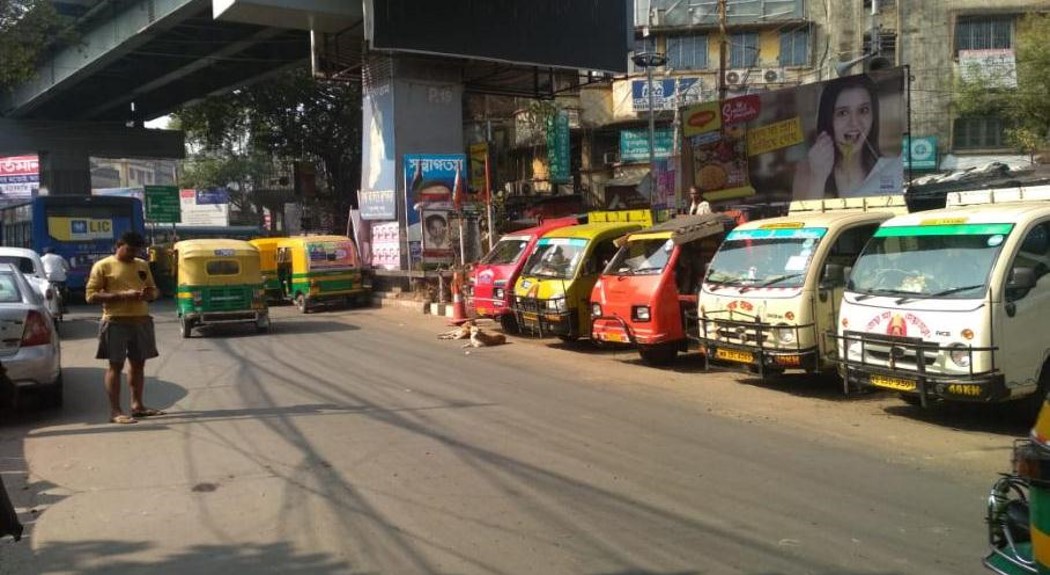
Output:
[696,196,904,379]
[833,186,1050,407]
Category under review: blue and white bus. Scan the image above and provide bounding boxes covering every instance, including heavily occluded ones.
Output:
[0,196,146,293]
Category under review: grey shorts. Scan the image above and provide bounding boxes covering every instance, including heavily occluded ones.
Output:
[96,318,159,364]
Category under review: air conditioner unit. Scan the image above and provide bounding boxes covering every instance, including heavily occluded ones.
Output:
[602,151,620,166]
[724,69,748,87]
[762,68,785,83]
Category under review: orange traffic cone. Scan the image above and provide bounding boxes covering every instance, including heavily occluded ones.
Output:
[448,269,469,325]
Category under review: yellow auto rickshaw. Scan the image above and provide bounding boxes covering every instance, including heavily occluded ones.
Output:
[173,239,270,338]
[275,235,371,313]
[248,237,287,304]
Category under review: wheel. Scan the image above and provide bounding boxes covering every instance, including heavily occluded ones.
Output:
[42,372,63,408]
[256,315,270,334]
[179,316,194,338]
[295,293,309,313]
[639,344,677,366]
[500,313,519,334]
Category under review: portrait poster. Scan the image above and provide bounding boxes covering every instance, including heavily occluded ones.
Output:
[420,208,453,263]
[403,153,466,236]
[681,67,906,206]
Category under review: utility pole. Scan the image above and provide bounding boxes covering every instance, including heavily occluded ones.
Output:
[718,0,728,104]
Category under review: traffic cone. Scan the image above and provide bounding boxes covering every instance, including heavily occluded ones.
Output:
[448,269,469,325]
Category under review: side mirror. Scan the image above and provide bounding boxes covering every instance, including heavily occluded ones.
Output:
[1008,267,1037,290]
[822,263,846,287]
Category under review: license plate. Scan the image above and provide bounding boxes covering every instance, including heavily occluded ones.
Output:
[522,312,538,323]
[871,374,916,391]
[715,348,754,364]
[602,332,627,343]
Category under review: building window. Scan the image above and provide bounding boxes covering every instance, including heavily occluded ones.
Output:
[667,35,708,70]
[956,16,1013,53]
[779,28,809,67]
[730,32,759,69]
[953,116,1008,149]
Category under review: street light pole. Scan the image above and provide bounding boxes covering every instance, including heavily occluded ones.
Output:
[631,51,668,207]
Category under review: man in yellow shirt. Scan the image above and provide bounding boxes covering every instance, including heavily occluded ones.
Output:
[86,231,163,424]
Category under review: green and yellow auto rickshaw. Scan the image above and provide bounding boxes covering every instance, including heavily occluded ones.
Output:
[248,237,287,303]
[173,239,270,338]
[275,235,371,313]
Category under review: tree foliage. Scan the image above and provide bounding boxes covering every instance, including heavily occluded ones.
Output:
[0,1,66,90]
[173,67,362,229]
[954,13,1050,151]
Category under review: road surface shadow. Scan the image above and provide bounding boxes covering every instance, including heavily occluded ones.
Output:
[731,371,884,403]
[882,400,1033,437]
[27,540,351,574]
[258,319,360,336]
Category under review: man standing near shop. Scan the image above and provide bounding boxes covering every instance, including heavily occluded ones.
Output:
[687,186,711,215]
[86,231,164,425]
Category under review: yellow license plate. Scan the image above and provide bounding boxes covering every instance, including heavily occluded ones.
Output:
[715,348,754,364]
[602,332,627,343]
[871,374,917,391]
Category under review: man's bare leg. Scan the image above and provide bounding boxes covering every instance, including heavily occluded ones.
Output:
[128,359,146,414]
[105,361,130,421]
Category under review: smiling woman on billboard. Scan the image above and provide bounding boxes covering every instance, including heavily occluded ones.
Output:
[791,74,903,199]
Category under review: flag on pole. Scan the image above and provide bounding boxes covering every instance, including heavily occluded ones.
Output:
[452,165,465,212]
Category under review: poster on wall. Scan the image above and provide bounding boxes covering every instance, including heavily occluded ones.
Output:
[0,155,39,199]
[420,208,453,263]
[370,221,401,270]
[681,67,906,206]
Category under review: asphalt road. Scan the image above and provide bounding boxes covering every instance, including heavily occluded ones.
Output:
[0,300,1031,574]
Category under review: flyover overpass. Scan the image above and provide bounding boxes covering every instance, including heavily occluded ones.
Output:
[2,1,628,205]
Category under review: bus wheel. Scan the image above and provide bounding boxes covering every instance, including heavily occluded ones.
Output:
[295,294,308,314]
[639,344,677,367]
[180,317,194,338]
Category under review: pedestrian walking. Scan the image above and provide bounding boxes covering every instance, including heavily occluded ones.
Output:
[85,231,165,425]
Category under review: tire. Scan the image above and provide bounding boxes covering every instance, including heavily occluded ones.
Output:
[256,316,270,334]
[1018,364,1050,423]
[500,313,519,334]
[639,344,677,367]
[557,334,578,343]
[295,293,308,314]
[42,372,63,408]
[179,316,194,338]
[898,392,923,406]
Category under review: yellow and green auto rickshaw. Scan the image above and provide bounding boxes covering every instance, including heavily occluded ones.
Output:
[173,239,270,338]
[147,243,176,298]
[275,235,371,313]
[248,237,287,303]
[512,215,647,341]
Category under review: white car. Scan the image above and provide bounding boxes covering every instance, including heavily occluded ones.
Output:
[0,263,62,407]
[0,247,62,324]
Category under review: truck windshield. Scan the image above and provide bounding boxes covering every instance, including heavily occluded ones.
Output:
[848,223,1014,299]
[606,238,673,276]
[705,228,826,289]
[480,236,529,266]
[522,238,587,279]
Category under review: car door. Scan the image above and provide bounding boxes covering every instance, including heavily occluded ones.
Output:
[999,220,1050,390]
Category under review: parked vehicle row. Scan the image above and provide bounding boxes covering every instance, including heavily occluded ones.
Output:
[469,185,1050,416]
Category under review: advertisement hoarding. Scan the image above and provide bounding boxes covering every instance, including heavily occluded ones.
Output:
[620,129,674,162]
[681,68,906,205]
[179,188,229,226]
[0,155,39,199]
[404,154,466,264]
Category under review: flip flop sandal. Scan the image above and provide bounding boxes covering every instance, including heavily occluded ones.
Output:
[131,409,165,418]
[111,415,137,425]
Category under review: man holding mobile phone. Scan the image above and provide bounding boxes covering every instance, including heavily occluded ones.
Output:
[86,231,164,425]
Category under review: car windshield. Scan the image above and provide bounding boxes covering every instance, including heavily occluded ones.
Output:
[849,223,1013,300]
[705,227,827,289]
[480,237,530,266]
[522,238,587,279]
[606,238,673,276]
[0,273,23,303]
[0,256,36,275]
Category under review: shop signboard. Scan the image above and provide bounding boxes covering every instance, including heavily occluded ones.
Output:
[547,110,571,184]
[902,136,938,170]
[620,128,674,162]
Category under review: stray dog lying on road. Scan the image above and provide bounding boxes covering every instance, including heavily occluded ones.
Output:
[463,324,507,348]
[437,320,474,340]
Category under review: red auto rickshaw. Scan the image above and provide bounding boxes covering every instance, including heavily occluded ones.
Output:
[468,217,580,332]
[590,213,732,365]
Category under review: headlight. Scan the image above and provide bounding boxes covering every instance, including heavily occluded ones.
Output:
[633,305,651,321]
[547,297,566,312]
[494,288,505,299]
[774,323,795,344]
[846,340,862,358]
[948,344,971,368]
[591,303,602,317]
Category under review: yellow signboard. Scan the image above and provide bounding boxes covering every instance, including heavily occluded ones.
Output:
[682,102,721,137]
[589,209,654,227]
[920,217,968,226]
[746,117,803,156]
[760,222,805,229]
